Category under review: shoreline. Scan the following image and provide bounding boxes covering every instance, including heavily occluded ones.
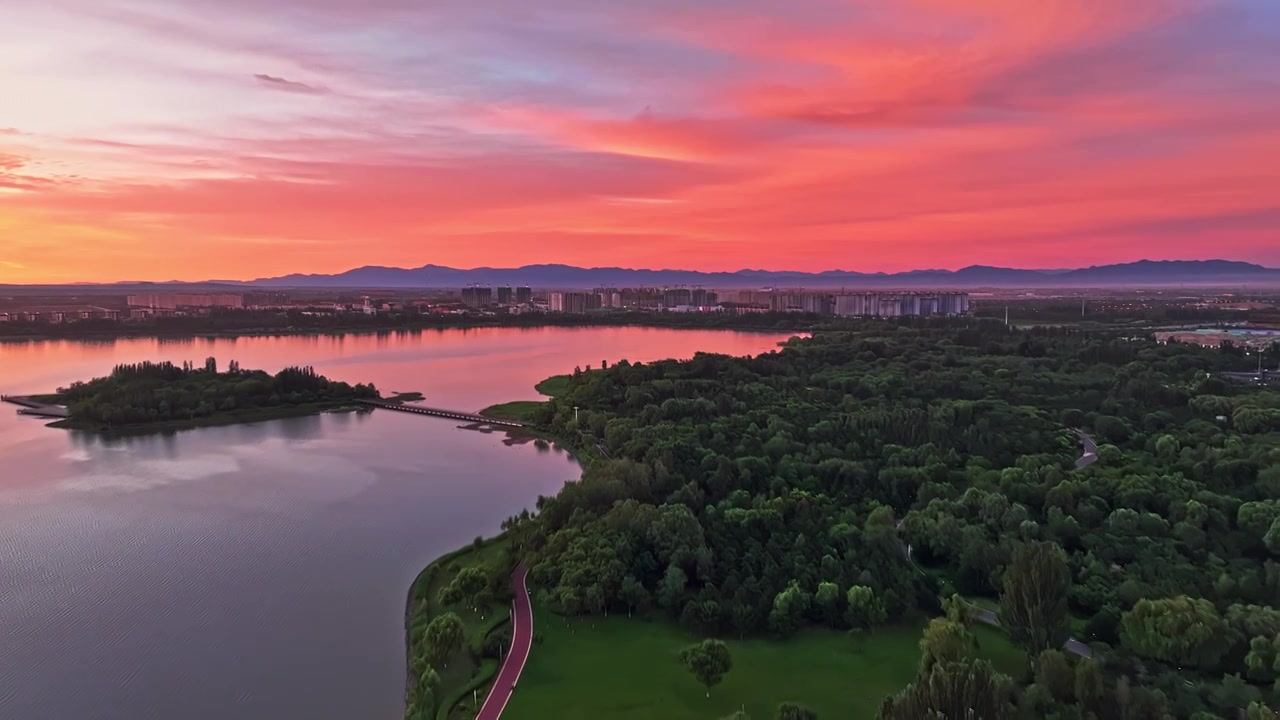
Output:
[403,374,589,719]
[0,318,815,344]
[44,401,368,435]
[402,539,503,712]
[13,389,422,438]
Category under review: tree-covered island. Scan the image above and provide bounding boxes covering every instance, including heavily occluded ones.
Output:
[42,358,385,432]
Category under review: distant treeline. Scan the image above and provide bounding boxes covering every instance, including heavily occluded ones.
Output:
[4,302,1271,342]
[971,298,1268,325]
[55,358,378,428]
[0,308,835,339]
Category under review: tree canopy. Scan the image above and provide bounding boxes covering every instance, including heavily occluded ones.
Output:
[679,639,733,697]
[54,359,378,427]
[504,318,1280,717]
[999,541,1071,657]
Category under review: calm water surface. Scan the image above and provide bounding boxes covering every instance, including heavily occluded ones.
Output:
[0,327,791,720]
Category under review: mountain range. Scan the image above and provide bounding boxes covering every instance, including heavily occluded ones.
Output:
[5,260,1279,292]
[245,259,1280,289]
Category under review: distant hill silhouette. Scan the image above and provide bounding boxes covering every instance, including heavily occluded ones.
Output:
[246,259,1280,289]
[5,259,1277,292]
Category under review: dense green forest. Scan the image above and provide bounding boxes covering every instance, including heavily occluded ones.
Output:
[52,358,378,428]
[498,319,1280,718]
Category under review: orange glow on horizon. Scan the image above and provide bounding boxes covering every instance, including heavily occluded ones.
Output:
[1,0,1278,283]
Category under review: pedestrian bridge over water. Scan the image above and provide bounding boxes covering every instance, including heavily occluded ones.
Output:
[1,394,70,418]
[355,400,525,428]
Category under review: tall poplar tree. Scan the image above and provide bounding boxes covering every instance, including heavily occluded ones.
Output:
[999,541,1071,657]
[878,658,1012,720]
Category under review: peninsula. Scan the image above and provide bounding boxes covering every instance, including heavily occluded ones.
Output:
[405,321,1280,720]
[15,359,404,433]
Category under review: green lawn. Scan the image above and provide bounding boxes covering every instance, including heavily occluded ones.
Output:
[479,401,546,423]
[480,374,572,423]
[971,624,1028,678]
[504,609,1026,720]
[534,374,572,397]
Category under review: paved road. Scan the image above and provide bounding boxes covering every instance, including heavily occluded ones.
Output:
[894,519,910,560]
[1074,429,1098,469]
[972,608,1093,658]
[475,564,533,720]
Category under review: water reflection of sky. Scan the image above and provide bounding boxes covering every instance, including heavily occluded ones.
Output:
[0,327,791,720]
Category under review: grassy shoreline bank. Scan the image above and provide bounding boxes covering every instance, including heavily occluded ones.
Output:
[478,374,605,465]
[402,373,587,719]
[478,375,571,425]
[403,536,519,720]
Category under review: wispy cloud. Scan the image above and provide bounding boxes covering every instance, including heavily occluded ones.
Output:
[252,73,329,95]
[0,0,1278,282]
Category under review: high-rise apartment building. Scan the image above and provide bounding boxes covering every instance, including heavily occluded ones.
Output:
[593,287,622,308]
[516,286,533,304]
[829,292,969,318]
[126,293,244,309]
[712,291,970,317]
[461,286,492,307]
[662,287,693,308]
[548,292,602,314]
[496,286,513,305]
[242,291,290,307]
[620,288,662,309]
[691,288,719,307]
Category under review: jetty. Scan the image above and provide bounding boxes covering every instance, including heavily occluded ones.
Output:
[355,400,525,428]
[1,394,71,418]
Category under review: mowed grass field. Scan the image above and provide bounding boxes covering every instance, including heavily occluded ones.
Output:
[503,607,1026,720]
[478,400,546,423]
[534,374,572,397]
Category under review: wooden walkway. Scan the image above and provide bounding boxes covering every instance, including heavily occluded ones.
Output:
[355,400,524,428]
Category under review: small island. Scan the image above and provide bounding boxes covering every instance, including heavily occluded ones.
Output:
[29,358,388,432]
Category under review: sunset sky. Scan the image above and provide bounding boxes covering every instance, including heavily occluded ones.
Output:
[2,0,1278,283]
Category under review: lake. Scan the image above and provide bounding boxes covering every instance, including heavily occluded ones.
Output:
[0,326,793,720]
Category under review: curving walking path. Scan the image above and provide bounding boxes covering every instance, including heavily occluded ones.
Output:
[475,564,533,720]
[1074,429,1098,468]
[971,608,1093,659]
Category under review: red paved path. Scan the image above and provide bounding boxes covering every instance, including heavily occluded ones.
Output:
[474,564,532,720]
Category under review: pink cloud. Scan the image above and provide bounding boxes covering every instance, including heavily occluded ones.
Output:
[1,0,1278,283]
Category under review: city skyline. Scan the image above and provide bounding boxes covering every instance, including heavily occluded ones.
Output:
[2,0,1279,283]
